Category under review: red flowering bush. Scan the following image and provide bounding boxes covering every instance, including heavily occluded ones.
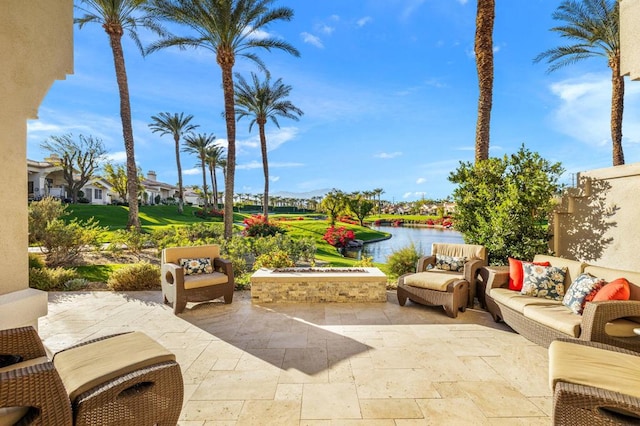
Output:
[242,214,283,237]
[194,208,224,219]
[322,226,355,248]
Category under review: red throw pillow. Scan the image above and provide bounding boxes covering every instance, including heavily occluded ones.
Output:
[592,278,631,301]
[508,258,551,291]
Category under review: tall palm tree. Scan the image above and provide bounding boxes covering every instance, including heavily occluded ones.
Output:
[535,0,623,166]
[75,0,159,230]
[145,0,299,239]
[474,0,495,163]
[183,133,216,208]
[148,112,199,214]
[234,72,303,220]
[373,187,385,215]
[205,145,225,208]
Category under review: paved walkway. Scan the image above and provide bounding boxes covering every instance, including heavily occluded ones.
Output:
[39,291,552,425]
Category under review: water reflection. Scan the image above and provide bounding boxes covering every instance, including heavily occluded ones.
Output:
[364,226,464,264]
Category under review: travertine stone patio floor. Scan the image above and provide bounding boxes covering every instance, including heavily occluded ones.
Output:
[39,291,552,425]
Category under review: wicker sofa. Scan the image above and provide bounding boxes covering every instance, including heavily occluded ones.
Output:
[483,254,640,351]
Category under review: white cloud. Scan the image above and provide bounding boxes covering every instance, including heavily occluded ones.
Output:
[106,151,128,162]
[319,25,334,35]
[237,127,299,153]
[237,161,304,170]
[374,151,402,159]
[301,32,324,49]
[357,16,372,27]
[401,0,427,20]
[183,168,201,176]
[270,176,280,182]
[416,177,426,184]
[402,192,413,199]
[547,73,640,147]
[457,0,468,5]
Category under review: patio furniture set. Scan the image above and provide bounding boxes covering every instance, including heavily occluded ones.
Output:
[3,242,640,424]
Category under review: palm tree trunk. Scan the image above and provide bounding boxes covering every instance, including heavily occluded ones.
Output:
[220,59,236,239]
[200,162,209,209]
[209,164,217,208]
[259,121,269,220]
[610,57,625,166]
[474,0,495,163]
[108,31,140,230]
[174,134,184,214]
[212,168,219,209]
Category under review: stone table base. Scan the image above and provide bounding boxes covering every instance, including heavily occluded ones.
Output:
[250,267,388,303]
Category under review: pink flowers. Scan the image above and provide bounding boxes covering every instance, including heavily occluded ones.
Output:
[322,226,355,248]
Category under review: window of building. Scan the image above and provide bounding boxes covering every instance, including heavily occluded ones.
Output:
[94,189,103,200]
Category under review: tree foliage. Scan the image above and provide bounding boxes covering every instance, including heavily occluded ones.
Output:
[346,192,374,226]
[103,162,144,202]
[40,134,106,203]
[320,189,347,225]
[449,145,564,265]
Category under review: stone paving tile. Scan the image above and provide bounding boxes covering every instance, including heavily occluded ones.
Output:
[38,290,552,425]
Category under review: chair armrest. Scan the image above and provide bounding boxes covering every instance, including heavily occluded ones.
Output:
[214,257,233,279]
[463,259,485,284]
[581,300,640,342]
[0,327,47,361]
[161,262,185,288]
[417,255,435,272]
[478,267,510,293]
[0,362,72,424]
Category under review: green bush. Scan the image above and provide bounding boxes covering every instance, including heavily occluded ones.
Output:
[108,228,153,257]
[219,236,251,279]
[250,234,316,264]
[28,253,46,269]
[151,223,223,250]
[386,243,423,278]
[253,250,295,270]
[354,255,374,267]
[107,262,160,291]
[28,197,69,244]
[29,266,79,291]
[63,278,89,291]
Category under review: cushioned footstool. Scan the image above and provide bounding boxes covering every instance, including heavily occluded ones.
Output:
[549,338,640,425]
[397,271,470,318]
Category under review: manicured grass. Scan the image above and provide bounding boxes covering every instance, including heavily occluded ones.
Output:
[74,264,124,282]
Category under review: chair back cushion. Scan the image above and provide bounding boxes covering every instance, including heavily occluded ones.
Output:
[583,265,640,301]
[432,243,486,262]
[162,245,221,265]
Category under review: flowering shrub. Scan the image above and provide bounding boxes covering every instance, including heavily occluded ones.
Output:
[253,250,295,270]
[243,214,283,237]
[194,208,224,219]
[322,226,355,248]
[337,215,359,225]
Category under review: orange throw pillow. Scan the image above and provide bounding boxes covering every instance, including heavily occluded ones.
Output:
[508,258,551,291]
[592,278,631,301]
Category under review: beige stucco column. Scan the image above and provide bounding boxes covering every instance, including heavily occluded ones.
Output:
[621,0,640,80]
[0,0,73,329]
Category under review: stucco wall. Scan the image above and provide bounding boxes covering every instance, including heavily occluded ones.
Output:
[621,0,640,80]
[553,163,640,273]
[0,1,72,297]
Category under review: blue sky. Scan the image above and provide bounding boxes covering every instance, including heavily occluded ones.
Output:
[27,0,640,202]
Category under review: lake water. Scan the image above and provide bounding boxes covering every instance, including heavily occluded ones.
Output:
[363,226,465,263]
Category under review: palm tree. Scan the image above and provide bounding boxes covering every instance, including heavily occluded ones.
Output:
[474,0,495,163]
[234,72,303,220]
[75,0,159,230]
[145,0,299,239]
[148,112,199,214]
[205,145,225,209]
[183,133,216,208]
[373,187,385,215]
[535,0,623,166]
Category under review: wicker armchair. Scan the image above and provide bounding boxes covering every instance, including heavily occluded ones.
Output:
[397,243,487,318]
[161,244,234,314]
[0,326,183,425]
[549,338,640,425]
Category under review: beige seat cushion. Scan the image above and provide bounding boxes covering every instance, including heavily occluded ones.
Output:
[404,271,464,291]
[490,288,562,314]
[549,340,640,399]
[53,331,175,401]
[432,243,486,262]
[523,305,582,337]
[184,271,229,289]
[0,356,50,426]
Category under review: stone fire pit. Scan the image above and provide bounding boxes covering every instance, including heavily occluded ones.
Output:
[250,267,387,303]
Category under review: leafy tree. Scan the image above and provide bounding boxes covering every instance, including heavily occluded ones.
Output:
[40,134,106,203]
[145,0,300,239]
[535,0,623,165]
[234,72,303,220]
[103,162,144,202]
[346,192,374,226]
[474,0,495,162]
[75,0,161,229]
[320,189,347,226]
[183,133,216,208]
[148,112,199,214]
[449,145,564,264]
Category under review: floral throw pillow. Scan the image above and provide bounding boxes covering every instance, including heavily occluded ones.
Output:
[562,273,606,315]
[180,257,213,276]
[435,254,467,272]
[521,263,567,301]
